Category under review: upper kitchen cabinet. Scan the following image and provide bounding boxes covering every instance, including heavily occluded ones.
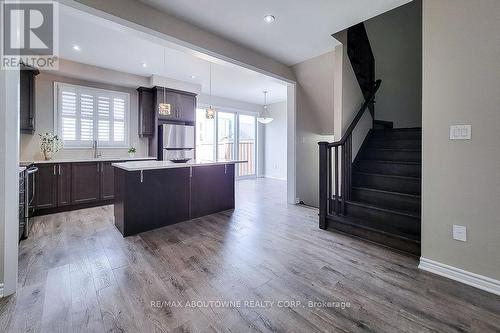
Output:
[155,87,196,123]
[20,64,40,134]
[137,87,155,137]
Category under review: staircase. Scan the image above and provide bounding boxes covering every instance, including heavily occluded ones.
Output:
[319,23,421,256]
[339,128,422,255]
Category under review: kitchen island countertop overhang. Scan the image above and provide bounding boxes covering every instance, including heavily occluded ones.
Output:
[112,159,247,171]
[112,159,246,237]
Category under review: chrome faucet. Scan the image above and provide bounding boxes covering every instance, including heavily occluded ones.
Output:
[93,140,101,159]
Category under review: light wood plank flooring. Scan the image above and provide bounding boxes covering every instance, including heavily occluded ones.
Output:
[1,178,499,332]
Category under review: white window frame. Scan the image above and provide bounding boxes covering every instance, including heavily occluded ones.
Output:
[54,82,130,149]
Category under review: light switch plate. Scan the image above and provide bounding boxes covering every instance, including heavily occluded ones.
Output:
[450,125,471,140]
[453,225,467,242]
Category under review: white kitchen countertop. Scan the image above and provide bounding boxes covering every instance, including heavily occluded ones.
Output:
[112,159,247,171]
[20,156,156,165]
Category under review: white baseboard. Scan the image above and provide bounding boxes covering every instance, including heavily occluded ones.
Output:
[419,257,500,296]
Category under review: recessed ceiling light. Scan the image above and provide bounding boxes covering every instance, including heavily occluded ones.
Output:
[264,15,275,23]
[141,63,147,68]
[72,45,81,51]
[190,75,196,79]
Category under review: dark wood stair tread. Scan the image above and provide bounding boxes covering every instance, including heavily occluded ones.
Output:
[353,171,420,181]
[326,214,421,256]
[352,186,421,199]
[366,148,421,152]
[358,159,421,165]
[327,214,420,242]
[346,200,420,219]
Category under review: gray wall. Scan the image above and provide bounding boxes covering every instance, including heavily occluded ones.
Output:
[292,51,335,206]
[422,0,500,280]
[263,102,287,180]
[365,0,422,128]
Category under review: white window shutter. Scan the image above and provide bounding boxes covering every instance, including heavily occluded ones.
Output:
[113,97,126,143]
[60,88,77,141]
[56,83,129,148]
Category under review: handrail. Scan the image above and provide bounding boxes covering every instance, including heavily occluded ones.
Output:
[318,79,381,229]
[327,79,381,148]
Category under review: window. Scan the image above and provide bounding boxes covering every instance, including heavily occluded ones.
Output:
[196,108,257,178]
[55,82,129,148]
[195,108,215,160]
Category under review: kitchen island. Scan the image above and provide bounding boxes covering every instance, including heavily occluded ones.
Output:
[112,160,245,236]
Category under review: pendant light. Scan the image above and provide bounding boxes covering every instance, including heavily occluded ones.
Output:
[158,48,171,115]
[205,62,215,119]
[257,91,273,124]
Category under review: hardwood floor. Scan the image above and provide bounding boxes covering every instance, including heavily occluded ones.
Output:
[1,178,499,333]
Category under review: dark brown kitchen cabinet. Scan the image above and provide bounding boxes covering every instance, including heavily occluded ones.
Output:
[175,92,196,123]
[191,164,235,219]
[155,87,196,123]
[35,163,71,209]
[57,163,72,206]
[100,162,115,200]
[35,164,57,209]
[72,162,100,204]
[20,64,39,134]
[137,87,155,137]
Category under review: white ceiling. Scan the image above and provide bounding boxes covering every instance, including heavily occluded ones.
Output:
[138,0,412,65]
[58,5,288,105]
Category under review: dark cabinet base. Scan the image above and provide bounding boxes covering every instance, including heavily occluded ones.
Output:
[114,164,235,237]
[35,199,115,216]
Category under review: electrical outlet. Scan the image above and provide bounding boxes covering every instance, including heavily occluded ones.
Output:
[450,125,471,140]
[453,225,467,242]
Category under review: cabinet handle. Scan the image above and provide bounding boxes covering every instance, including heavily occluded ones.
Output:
[140,170,144,183]
[53,165,56,176]
[225,164,227,174]
[58,165,61,175]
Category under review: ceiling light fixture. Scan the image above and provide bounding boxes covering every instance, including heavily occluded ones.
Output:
[158,48,171,116]
[141,63,147,68]
[257,91,273,124]
[206,63,215,119]
[72,45,81,51]
[190,75,196,79]
[264,15,275,23]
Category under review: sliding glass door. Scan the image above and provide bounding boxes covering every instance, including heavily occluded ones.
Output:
[217,112,236,160]
[195,109,215,160]
[237,114,256,177]
[196,108,257,178]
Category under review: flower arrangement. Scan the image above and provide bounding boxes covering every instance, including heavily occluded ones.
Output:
[39,132,62,160]
[128,147,136,157]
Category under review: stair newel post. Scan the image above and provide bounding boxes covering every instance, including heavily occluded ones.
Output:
[341,141,347,215]
[328,147,332,214]
[334,146,340,215]
[318,142,329,229]
[348,135,353,200]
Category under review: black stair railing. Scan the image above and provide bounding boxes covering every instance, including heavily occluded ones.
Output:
[347,23,376,113]
[319,80,381,229]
